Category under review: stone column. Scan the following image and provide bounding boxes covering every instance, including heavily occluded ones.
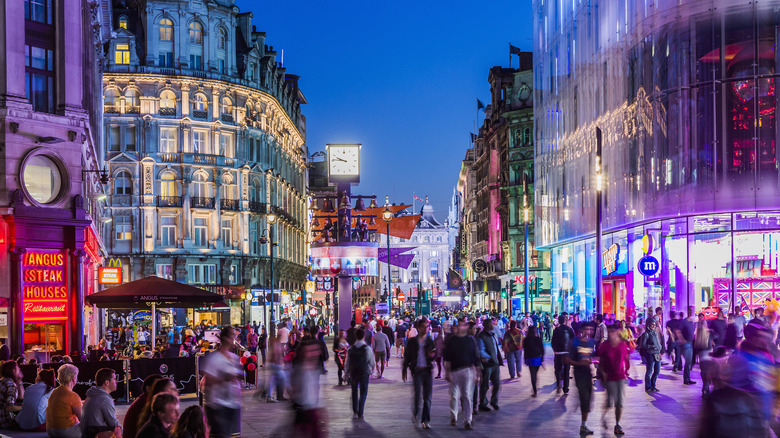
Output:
[9,248,26,357]
[71,249,86,356]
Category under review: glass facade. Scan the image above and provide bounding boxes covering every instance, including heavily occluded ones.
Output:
[534,0,780,316]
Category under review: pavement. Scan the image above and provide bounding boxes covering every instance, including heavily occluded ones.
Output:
[1,345,704,437]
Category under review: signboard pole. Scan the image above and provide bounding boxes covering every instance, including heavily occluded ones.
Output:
[595,127,603,316]
[151,302,156,350]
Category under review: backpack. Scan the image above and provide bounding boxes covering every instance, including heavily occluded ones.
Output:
[636,331,648,355]
[551,326,570,352]
[347,344,370,378]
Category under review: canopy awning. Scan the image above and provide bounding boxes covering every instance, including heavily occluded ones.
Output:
[85,276,223,309]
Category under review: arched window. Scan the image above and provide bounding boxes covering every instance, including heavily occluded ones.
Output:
[193,173,209,198]
[217,28,227,50]
[160,90,176,110]
[125,89,140,109]
[193,94,208,111]
[251,179,261,202]
[430,260,439,281]
[189,22,203,44]
[115,171,132,195]
[159,18,173,41]
[221,97,232,115]
[523,127,532,145]
[118,15,128,29]
[104,89,120,107]
[220,175,234,200]
[160,172,177,197]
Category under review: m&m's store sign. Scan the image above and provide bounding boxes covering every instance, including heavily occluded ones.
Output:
[22,251,68,322]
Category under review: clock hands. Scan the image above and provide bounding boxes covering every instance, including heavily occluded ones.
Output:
[333,157,347,162]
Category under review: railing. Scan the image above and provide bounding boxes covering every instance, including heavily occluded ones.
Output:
[221,199,240,211]
[126,106,140,114]
[220,113,234,123]
[157,196,183,207]
[104,105,119,114]
[192,110,208,119]
[192,153,217,165]
[182,153,237,168]
[249,201,266,213]
[159,153,180,163]
[191,197,215,208]
[159,107,176,116]
[111,194,133,206]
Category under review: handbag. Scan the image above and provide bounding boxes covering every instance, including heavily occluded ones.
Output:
[653,353,661,361]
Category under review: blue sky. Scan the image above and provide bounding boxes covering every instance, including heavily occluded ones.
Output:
[237,0,534,217]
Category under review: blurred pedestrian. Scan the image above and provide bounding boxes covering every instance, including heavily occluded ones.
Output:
[345,328,374,419]
[403,319,436,429]
[551,313,574,394]
[443,319,480,430]
[503,320,524,379]
[290,335,326,437]
[0,360,23,429]
[637,317,662,392]
[597,326,630,435]
[201,326,243,438]
[565,324,595,436]
[522,325,544,397]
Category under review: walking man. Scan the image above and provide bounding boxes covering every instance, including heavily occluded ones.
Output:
[638,317,663,392]
[565,324,596,435]
[345,328,375,419]
[502,320,524,379]
[551,313,574,394]
[675,312,696,385]
[597,326,630,435]
[476,317,503,411]
[444,319,480,430]
[372,324,390,378]
[403,319,436,429]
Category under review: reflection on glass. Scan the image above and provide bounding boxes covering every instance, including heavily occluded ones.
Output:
[23,155,61,204]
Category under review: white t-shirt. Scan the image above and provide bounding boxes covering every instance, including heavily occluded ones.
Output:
[201,350,242,408]
[278,327,290,344]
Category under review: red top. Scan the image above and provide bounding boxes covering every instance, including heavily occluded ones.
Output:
[597,341,631,381]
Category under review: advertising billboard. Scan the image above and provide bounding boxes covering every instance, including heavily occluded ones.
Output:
[310,243,378,277]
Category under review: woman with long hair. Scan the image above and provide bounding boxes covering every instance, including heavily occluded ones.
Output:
[333,330,349,386]
[137,378,179,430]
[522,325,545,397]
[16,368,55,431]
[171,405,209,438]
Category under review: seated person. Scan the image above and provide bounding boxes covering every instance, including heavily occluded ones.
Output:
[16,369,55,431]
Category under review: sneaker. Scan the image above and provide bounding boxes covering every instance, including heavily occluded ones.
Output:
[490,404,499,410]
[450,418,457,426]
[478,405,492,412]
[652,387,660,392]
[579,425,594,435]
[277,396,288,401]
[265,397,277,403]
[563,388,569,394]
[614,424,625,435]
[353,413,359,420]
[464,422,473,430]
[556,385,561,394]
[684,380,697,385]
[472,408,478,415]
[412,414,419,425]
[532,392,537,398]
[422,422,431,429]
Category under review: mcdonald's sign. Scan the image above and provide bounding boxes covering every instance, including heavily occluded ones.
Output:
[99,258,123,285]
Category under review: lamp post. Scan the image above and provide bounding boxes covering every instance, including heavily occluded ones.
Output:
[382,202,394,315]
[523,176,530,315]
[260,213,277,336]
[595,127,604,317]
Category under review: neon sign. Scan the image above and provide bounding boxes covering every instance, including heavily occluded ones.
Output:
[602,244,620,275]
[23,251,67,322]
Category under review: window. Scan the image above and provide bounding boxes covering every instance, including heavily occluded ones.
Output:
[125,89,139,107]
[158,51,173,67]
[193,94,207,111]
[220,176,234,201]
[218,59,225,75]
[189,54,202,71]
[104,89,119,107]
[161,216,176,247]
[22,155,61,204]
[250,222,258,254]
[159,18,173,41]
[156,263,174,280]
[189,22,202,44]
[124,126,136,151]
[193,173,208,198]
[221,98,232,116]
[221,219,232,248]
[193,130,207,153]
[118,15,128,29]
[228,264,239,284]
[159,127,177,153]
[160,90,176,110]
[114,171,132,195]
[217,28,227,50]
[115,43,130,64]
[248,63,255,81]
[220,133,233,157]
[188,263,216,284]
[109,126,120,151]
[24,44,55,113]
[430,260,439,281]
[193,218,208,247]
[431,250,438,257]
[251,179,261,202]
[25,0,53,24]
[160,172,176,197]
[115,215,132,240]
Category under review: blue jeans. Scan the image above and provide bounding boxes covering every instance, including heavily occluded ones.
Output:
[351,374,369,417]
[682,343,693,382]
[506,350,522,378]
[479,365,501,408]
[643,353,660,390]
[413,368,433,422]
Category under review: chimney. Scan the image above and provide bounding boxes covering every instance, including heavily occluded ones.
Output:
[236,12,253,46]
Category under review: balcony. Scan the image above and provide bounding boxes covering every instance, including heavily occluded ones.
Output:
[157,196,183,207]
[126,106,140,114]
[221,199,240,211]
[220,113,235,123]
[192,110,208,119]
[182,153,238,168]
[192,153,217,165]
[192,197,215,208]
[159,107,176,116]
[104,105,119,114]
[249,201,266,213]
[111,194,133,207]
[159,153,180,163]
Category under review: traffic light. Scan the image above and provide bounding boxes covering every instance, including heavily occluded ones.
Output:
[534,277,544,296]
[301,289,307,303]
[501,288,508,298]
[509,280,516,297]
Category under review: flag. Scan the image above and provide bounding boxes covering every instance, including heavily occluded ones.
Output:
[413,193,425,203]
[470,132,478,142]
[477,98,485,110]
[509,43,522,55]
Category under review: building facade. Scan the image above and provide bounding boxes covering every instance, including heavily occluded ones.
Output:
[0,0,111,356]
[380,200,449,312]
[103,0,308,327]
[535,0,780,319]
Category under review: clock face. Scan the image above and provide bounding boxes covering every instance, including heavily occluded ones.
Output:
[518,84,531,102]
[328,145,360,177]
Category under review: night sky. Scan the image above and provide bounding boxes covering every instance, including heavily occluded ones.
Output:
[236,0,534,218]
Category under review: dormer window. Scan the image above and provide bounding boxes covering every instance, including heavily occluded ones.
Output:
[115,43,130,64]
[118,15,128,29]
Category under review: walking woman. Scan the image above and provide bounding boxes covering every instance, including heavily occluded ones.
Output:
[637,317,663,393]
[333,330,349,386]
[693,313,714,395]
[522,325,545,397]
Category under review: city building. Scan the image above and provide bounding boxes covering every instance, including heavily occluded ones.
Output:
[0,0,111,356]
[534,0,780,319]
[102,0,309,328]
[380,199,449,313]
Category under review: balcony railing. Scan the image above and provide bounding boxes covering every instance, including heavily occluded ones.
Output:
[220,113,235,123]
[249,201,266,213]
[182,153,237,168]
[159,153,180,163]
[104,105,119,114]
[111,194,133,206]
[192,153,217,165]
[159,107,176,116]
[157,196,183,207]
[192,110,208,119]
[221,199,240,211]
[126,106,140,114]
[192,197,215,208]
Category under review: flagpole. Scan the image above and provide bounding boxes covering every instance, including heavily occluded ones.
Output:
[508,43,512,68]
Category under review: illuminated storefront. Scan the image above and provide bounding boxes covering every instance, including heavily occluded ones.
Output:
[534,0,780,317]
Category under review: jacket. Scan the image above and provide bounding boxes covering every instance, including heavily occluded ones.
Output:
[80,386,119,438]
[638,320,663,355]
[476,329,503,367]
[136,414,170,438]
[403,335,435,376]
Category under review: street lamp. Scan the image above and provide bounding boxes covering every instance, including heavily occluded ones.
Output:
[260,213,277,336]
[382,199,394,315]
[595,127,603,317]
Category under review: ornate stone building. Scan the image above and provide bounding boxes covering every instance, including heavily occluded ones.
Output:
[103,0,308,325]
